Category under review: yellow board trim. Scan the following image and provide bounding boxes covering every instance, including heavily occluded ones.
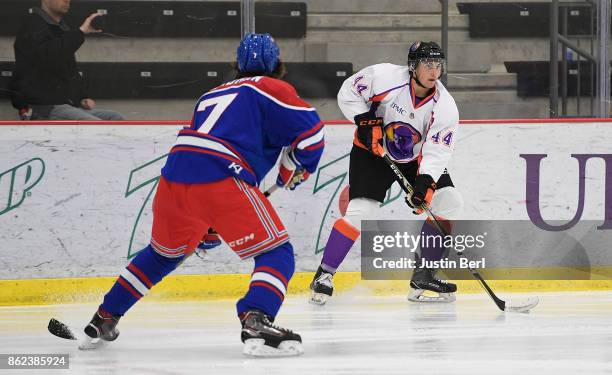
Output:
[1,270,611,306]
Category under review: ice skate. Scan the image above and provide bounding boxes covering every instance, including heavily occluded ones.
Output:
[240,310,303,357]
[79,308,121,350]
[309,266,334,305]
[408,266,457,303]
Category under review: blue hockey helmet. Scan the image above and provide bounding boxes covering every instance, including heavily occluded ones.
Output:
[236,33,280,74]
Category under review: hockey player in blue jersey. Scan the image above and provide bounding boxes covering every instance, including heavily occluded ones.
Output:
[78,33,324,357]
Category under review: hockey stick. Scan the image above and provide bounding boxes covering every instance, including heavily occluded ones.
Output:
[263,184,279,198]
[48,185,282,342]
[382,154,539,313]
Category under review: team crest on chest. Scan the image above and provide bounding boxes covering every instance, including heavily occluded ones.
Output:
[383,121,422,160]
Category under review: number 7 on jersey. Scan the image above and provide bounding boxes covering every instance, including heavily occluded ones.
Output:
[195,93,238,134]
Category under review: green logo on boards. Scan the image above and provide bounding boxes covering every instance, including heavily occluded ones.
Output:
[125,153,403,257]
[124,153,167,259]
[0,158,45,216]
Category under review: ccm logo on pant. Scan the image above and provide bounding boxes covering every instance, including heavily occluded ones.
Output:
[229,233,255,247]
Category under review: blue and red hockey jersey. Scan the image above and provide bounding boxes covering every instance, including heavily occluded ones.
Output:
[161,76,325,186]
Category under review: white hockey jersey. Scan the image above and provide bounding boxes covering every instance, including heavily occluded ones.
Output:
[337,63,459,182]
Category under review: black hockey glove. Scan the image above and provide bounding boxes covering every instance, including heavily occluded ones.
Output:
[405,174,436,214]
[354,111,384,156]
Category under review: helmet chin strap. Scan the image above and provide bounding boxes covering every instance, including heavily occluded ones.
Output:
[413,75,427,89]
[410,71,431,92]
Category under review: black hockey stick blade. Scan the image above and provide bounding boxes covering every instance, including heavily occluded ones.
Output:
[48,318,77,340]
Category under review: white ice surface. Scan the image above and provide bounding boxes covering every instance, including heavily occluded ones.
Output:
[1,291,611,375]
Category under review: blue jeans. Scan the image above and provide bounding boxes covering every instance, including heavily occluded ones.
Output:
[34,104,125,120]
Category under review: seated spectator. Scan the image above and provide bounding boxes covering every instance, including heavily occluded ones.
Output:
[10,0,125,120]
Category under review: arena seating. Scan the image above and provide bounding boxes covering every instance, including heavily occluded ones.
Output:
[0,61,352,100]
[1,0,606,119]
[0,0,347,106]
[457,2,596,38]
[504,61,607,97]
[0,62,14,101]
[0,1,307,38]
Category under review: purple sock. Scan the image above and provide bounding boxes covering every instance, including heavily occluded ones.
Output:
[420,220,446,262]
[321,218,360,273]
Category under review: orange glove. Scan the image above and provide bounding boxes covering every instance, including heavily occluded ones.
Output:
[354,111,384,156]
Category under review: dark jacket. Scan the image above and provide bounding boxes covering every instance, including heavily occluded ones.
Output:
[11,7,87,109]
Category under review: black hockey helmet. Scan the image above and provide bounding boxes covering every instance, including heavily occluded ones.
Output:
[407,41,446,75]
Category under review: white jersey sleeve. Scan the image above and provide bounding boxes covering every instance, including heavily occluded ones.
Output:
[337,66,375,122]
[418,91,459,181]
[337,64,409,123]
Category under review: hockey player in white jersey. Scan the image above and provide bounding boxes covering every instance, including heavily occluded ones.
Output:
[310,41,463,304]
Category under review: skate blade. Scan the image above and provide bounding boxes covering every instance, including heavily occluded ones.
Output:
[78,336,107,350]
[407,289,456,303]
[78,325,116,350]
[309,291,329,305]
[242,338,304,357]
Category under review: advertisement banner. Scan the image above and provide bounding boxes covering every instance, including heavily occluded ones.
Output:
[0,122,610,279]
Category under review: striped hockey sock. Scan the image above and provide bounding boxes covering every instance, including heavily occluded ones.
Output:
[236,242,295,319]
[100,245,183,316]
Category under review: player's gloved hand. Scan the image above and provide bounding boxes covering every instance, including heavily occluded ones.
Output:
[405,174,436,215]
[354,111,384,156]
[276,148,310,190]
[195,228,221,258]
